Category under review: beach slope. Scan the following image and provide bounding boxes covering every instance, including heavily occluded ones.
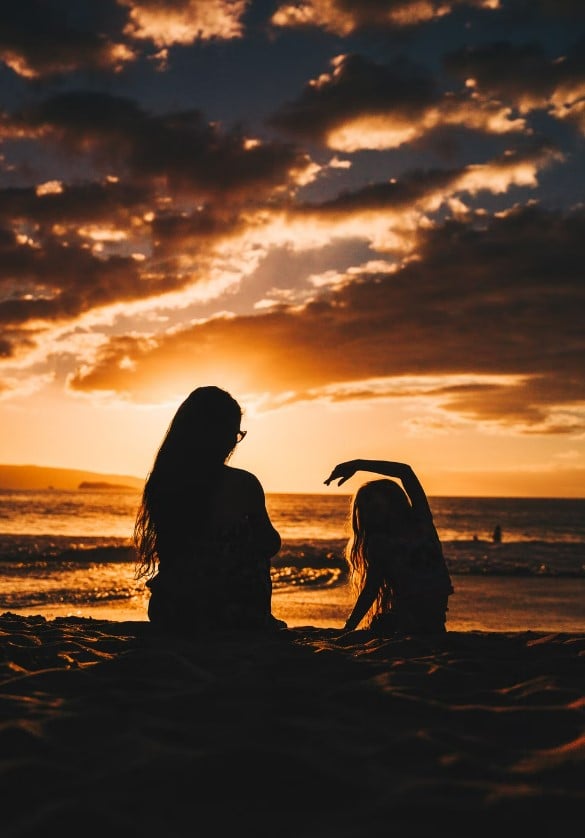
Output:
[1,613,583,837]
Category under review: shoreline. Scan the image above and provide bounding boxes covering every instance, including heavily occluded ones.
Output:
[6,574,585,633]
[1,612,583,836]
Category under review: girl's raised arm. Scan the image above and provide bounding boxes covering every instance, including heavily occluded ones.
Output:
[324,459,435,527]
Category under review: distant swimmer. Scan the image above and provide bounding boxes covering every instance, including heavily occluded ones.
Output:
[492,524,502,543]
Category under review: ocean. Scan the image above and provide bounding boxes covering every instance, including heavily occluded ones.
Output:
[1,488,584,632]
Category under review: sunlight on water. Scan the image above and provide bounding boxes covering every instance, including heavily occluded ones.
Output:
[5,574,585,634]
[273,577,585,633]
[0,489,141,537]
[1,490,584,631]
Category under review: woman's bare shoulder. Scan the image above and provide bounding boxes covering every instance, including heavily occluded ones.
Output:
[222,466,265,497]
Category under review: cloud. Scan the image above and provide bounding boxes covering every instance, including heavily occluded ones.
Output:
[270,53,526,151]
[0,209,194,360]
[121,0,250,46]
[438,376,585,434]
[148,206,246,258]
[0,181,150,227]
[0,178,156,356]
[271,0,496,36]
[0,0,135,79]
[0,232,147,322]
[297,145,556,214]
[0,1,252,80]
[445,38,585,134]
[278,144,560,256]
[0,84,316,361]
[68,204,585,434]
[1,2,581,442]
[4,91,311,200]
[0,138,558,362]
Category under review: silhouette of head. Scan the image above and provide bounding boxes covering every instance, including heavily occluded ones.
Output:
[154,386,244,479]
[135,386,245,577]
[352,479,413,536]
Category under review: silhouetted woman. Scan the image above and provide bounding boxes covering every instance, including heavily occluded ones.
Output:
[134,386,285,633]
[325,459,453,634]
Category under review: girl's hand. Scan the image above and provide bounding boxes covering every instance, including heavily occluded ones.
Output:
[324,460,361,486]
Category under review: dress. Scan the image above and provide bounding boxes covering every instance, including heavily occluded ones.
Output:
[146,514,276,633]
[368,530,454,635]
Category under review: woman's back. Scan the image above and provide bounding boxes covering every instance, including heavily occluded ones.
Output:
[135,386,283,633]
[149,466,281,631]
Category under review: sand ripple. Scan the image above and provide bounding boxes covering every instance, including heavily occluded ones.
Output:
[1,613,583,837]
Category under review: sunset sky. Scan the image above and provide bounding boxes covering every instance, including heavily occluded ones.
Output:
[0,0,584,497]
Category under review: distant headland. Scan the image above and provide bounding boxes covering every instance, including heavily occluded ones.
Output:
[0,464,143,491]
[78,481,138,491]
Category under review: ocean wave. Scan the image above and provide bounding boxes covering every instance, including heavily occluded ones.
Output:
[0,536,583,577]
[443,539,585,578]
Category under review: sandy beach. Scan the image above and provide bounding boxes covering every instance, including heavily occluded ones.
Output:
[1,612,583,837]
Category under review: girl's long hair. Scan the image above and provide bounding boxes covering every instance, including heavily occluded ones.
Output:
[346,479,414,622]
[134,386,242,579]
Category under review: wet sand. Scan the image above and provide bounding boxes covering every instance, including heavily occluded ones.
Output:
[11,574,585,633]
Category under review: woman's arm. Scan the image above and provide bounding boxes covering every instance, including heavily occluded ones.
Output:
[222,468,281,558]
[246,472,282,559]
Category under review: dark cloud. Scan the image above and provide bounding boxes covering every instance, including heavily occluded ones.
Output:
[294,143,558,218]
[150,207,245,257]
[69,204,585,431]
[270,53,437,144]
[1,0,583,456]
[0,88,314,354]
[0,180,153,358]
[0,223,191,357]
[298,167,460,214]
[6,91,310,199]
[444,39,585,130]
[0,328,36,359]
[268,49,547,153]
[0,181,150,227]
[504,0,585,20]
[0,1,252,80]
[0,0,132,79]
[439,376,585,432]
[0,238,141,324]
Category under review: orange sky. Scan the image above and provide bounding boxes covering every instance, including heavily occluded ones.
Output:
[0,1,584,497]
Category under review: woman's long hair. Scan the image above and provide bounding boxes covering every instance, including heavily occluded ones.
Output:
[134,386,243,579]
[346,479,414,621]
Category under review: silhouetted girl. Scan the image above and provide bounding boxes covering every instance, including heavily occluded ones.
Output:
[135,386,285,632]
[324,459,453,634]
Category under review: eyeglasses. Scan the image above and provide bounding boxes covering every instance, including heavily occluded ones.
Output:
[236,430,247,443]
